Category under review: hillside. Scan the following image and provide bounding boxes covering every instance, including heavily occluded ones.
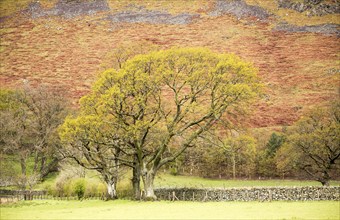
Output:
[0,0,339,128]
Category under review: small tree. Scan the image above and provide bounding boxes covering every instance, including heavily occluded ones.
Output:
[257,132,285,178]
[265,133,285,157]
[0,85,67,190]
[224,135,257,179]
[100,41,159,71]
[277,102,340,186]
[74,179,86,200]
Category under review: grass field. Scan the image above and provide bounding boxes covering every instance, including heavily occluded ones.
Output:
[1,200,339,220]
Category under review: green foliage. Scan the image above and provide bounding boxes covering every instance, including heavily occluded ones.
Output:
[265,133,285,157]
[60,47,263,199]
[177,133,260,179]
[116,182,134,199]
[277,101,340,185]
[169,167,179,176]
[47,176,106,198]
[73,179,86,200]
[0,86,68,190]
[0,154,21,186]
[96,183,107,197]
[0,89,19,110]
[256,132,285,178]
[224,135,257,179]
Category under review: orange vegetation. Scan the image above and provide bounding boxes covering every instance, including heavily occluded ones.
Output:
[0,11,339,128]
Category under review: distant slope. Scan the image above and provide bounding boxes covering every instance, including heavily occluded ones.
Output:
[0,0,339,128]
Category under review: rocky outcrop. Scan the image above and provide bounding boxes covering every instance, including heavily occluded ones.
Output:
[25,0,199,25]
[274,23,339,35]
[209,0,270,20]
[277,0,339,16]
[106,9,199,25]
[26,0,110,19]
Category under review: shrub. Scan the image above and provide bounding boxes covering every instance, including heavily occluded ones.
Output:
[169,167,178,176]
[84,181,97,198]
[97,182,107,198]
[54,171,73,197]
[117,182,134,199]
[73,179,86,200]
[62,180,73,197]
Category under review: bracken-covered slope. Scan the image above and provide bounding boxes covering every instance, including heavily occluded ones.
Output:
[0,0,339,128]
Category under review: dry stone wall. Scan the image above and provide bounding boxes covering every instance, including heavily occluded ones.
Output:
[155,186,340,201]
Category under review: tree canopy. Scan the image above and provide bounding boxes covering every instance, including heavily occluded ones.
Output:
[277,101,340,186]
[59,47,263,199]
[0,86,68,190]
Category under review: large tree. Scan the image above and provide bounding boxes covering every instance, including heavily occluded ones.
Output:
[60,48,262,200]
[59,43,158,200]
[276,102,340,186]
[0,85,67,190]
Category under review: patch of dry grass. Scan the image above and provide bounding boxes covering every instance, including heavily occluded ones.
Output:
[0,0,58,17]
[0,1,339,126]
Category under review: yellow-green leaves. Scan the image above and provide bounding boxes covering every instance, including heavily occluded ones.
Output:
[68,47,262,145]
[60,47,264,184]
[0,89,21,111]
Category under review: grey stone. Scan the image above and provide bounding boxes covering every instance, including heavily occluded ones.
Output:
[209,0,270,20]
[274,23,340,36]
[26,0,110,19]
[106,10,199,25]
[155,186,340,201]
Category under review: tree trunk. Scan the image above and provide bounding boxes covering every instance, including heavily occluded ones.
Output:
[132,166,141,200]
[320,172,330,186]
[40,156,46,173]
[232,153,236,179]
[20,158,26,176]
[103,173,118,200]
[33,152,39,173]
[321,180,330,186]
[142,170,156,200]
[40,158,59,180]
[106,180,117,200]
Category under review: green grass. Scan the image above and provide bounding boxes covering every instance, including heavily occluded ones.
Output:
[1,200,339,220]
[154,174,340,188]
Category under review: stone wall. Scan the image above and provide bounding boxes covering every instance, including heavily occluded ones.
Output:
[155,186,340,201]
